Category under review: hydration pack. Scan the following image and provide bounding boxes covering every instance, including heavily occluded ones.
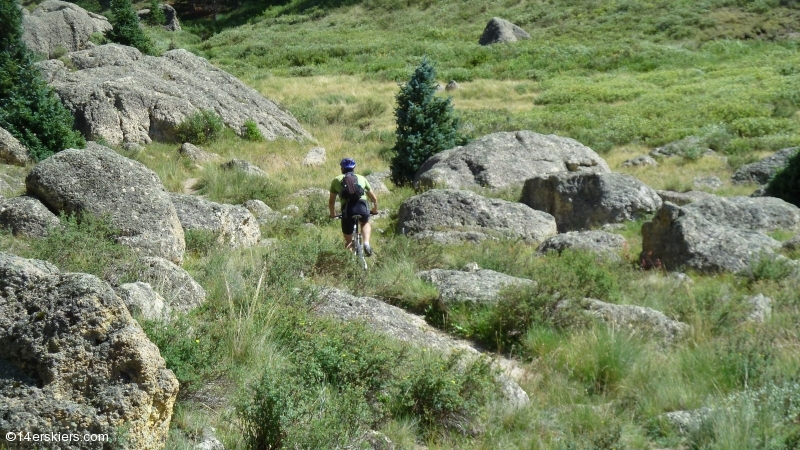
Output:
[340,172,365,202]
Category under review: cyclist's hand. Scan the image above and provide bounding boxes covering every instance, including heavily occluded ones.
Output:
[370,209,378,215]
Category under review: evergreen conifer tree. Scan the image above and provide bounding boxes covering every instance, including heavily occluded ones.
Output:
[147,0,166,27]
[0,0,85,161]
[108,0,154,55]
[766,150,800,207]
[390,58,460,186]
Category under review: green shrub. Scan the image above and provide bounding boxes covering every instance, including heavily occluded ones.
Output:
[184,229,220,257]
[175,109,226,144]
[242,119,264,141]
[766,149,800,206]
[108,0,155,55]
[390,58,461,186]
[147,0,166,27]
[0,0,85,161]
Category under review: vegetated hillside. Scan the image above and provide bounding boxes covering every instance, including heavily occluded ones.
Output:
[159,0,800,166]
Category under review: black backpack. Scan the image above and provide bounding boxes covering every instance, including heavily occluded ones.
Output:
[340,172,365,202]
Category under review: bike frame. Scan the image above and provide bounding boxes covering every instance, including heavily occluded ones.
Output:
[338,214,367,271]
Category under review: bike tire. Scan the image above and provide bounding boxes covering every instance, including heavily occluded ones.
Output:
[354,229,367,271]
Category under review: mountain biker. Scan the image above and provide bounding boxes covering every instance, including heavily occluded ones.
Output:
[329,157,379,256]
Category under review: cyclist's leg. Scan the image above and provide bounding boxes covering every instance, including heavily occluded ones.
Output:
[341,212,356,251]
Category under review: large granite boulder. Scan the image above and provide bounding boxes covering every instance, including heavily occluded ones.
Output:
[417,263,533,304]
[414,131,609,190]
[398,189,557,242]
[641,202,782,273]
[26,143,186,264]
[169,193,260,249]
[36,44,311,145]
[732,147,799,185]
[478,17,531,45]
[680,195,800,234]
[0,252,178,449]
[0,195,60,238]
[537,230,628,259]
[0,126,30,166]
[314,288,530,408]
[136,256,206,313]
[21,0,112,58]
[521,172,662,232]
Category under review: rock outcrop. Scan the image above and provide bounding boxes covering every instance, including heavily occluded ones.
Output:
[732,147,798,185]
[398,189,557,242]
[26,143,186,264]
[414,131,609,189]
[21,0,112,58]
[314,288,530,408]
[649,136,713,159]
[37,44,311,145]
[179,143,219,162]
[656,190,715,206]
[521,172,662,232]
[221,158,267,177]
[0,195,60,238]
[0,252,179,449]
[169,193,260,249]
[0,127,29,166]
[302,147,326,166]
[537,230,628,259]
[417,264,533,304]
[136,256,206,313]
[478,17,531,45]
[641,202,782,273]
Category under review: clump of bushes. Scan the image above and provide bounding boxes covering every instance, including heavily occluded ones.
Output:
[242,119,264,141]
[766,149,800,207]
[0,0,85,161]
[146,0,166,27]
[175,109,225,144]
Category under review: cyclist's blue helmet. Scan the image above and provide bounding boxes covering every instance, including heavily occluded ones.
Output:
[340,158,356,170]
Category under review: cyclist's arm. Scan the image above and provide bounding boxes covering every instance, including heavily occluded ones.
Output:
[328,192,338,218]
[367,190,378,214]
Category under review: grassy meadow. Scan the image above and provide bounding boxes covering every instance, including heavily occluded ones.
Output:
[2,0,800,448]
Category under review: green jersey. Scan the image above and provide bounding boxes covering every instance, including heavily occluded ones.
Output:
[330,173,372,206]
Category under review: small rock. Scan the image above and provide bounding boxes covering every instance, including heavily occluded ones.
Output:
[283,204,300,214]
[301,146,326,166]
[0,195,61,238]
[258,238,278,247]
[784,234,800,250]
[621,155,658,168]
[180,143,219,162]
[582,299,690,346]
[291,187,329,198]
[358,430,394,450]
[195,427,224,450]
[746,294,772,323]
[660,408,714,435]
[445,80,460,91]
[537,230,628,259]
[462,262,480,272]
[650,136,714,159]
[243,199,277,223]
[136,256,207,313]
[656,190,715,206]
[121,142,143,152]
[417,267,533,304]
[693,176,723,191]
[0,126,30,166]
[222,158,267,177]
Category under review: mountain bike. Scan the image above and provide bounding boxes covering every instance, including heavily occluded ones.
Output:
[336,214,368,271]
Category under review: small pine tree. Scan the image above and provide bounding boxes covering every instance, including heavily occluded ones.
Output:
[766,149,800,207]
[108,0,155,55]
[0,0,85,161]
[147,0,166,27]
[390,58,460,186]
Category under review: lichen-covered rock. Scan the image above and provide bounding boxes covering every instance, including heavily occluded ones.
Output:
[398,189,557,242]
[522,172,662,232]
[21,0,112,58]
[179,143,219,162]
[745,294,772,323]
[732,147,799,185]
[0,252,178,449]
[243,199,278,224]
[537,230,628,259]
[693,176,723,191]
[116,282,171,322]
[0,195,60,238]
[641,202,782,273]
[36,44,311,145]
[169,193,260,249]
[785,233,800,251]
[221,158,267,177]
[136,256,206,313]
[649,136,713,159]
[681,195,800,233]
[582,299,689,346]
[26,143,186,264]
[0,126,29,166]
[659,408,714,436]
[621,155,657,168]
[414,131,609,190]
[417,264,533,304]
[478,17,531,45]
[410,230,493,244]
[656,190,715,206]
[365,171,391,194]
[301,146,326,166]
[314,288,530,408]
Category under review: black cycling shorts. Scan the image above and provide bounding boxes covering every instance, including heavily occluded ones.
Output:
[341,200,370,234]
